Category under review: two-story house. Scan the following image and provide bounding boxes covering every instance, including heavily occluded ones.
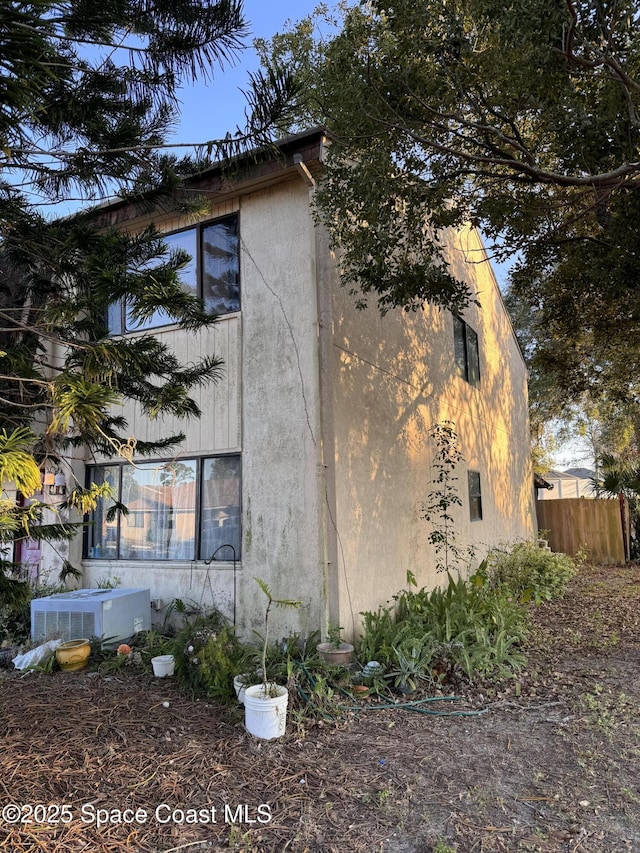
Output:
[58,127,534,641]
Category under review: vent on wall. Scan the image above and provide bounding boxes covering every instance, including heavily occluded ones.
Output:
[32,609,96,641]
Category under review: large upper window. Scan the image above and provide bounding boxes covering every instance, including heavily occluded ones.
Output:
[453,316,480,386]
[109,215,239,334]
[86,455,241,561]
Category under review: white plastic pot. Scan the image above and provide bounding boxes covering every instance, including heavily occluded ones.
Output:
[233,675,249,704]
[151,654,175,677]
[244,684,288,740]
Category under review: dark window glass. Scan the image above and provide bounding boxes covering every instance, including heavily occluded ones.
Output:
[87,466,120,559]
[167,228,198,298]
[202,218,240,315]
[109,215,239,334]
[125,229,198,332]
[466,326,480,385]
[200,456,241,561]
[453,316,467,379]
[453,316,480,386]
[468,470,483,521]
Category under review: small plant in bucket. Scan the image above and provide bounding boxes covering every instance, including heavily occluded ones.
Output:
[243,578,301,740]
[254,578,301,697]
[326,624,343,648]
[316,623,355,665]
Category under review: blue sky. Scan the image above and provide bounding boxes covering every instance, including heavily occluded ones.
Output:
[169,1,322,144]
[162,4,585,470]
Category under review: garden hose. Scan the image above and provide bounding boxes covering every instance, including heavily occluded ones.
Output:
[294,662,488,718]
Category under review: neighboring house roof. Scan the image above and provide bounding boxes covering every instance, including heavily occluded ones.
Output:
[564,467,596,480]
[546,469,577,480]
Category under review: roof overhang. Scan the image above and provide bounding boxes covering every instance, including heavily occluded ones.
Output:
[534,473,554,491]
[90,127,329,229]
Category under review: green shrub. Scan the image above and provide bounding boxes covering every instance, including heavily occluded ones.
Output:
[0,577,67,646]
[358,605,399,667]
[487,541,576,604]
[358,569,528,683]
[173,613,245,700]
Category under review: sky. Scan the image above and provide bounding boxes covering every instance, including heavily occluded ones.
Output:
[168,1,322,145]
[166,1,587,472]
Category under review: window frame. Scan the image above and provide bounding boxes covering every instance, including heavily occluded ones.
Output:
[109,213,240,335]
[84,453,242,561]
[468,470,483,522]
[453,315,480,386]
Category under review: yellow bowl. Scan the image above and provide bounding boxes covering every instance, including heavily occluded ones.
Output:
[56,639,91,672]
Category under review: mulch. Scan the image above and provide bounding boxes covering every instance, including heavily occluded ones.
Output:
[0,660,483,852]
[1,562,639,853]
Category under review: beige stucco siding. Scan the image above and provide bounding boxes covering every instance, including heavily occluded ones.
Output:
[82,178,326,639]
[327,224,535,634]
[75,138,534,645]
[236,179,325,639]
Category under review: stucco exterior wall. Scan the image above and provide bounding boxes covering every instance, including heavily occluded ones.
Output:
[82,179,325,641]
[74,133,534,647]
[235,179,324,641]
[325,224,535,635]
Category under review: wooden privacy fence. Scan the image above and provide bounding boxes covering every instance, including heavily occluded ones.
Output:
[536,497,628,565]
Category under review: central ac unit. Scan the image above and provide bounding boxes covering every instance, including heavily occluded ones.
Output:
[31,588,151,644]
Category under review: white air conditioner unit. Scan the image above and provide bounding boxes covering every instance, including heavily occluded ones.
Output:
[31,588,151,644]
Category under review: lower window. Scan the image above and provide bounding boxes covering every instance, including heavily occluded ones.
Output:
[86,455,241,561]
[468,470,483,522]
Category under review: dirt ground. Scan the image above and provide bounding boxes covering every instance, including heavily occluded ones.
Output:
[1,562,639,853]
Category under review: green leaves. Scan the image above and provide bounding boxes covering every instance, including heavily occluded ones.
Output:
[420,421,472,574]
[0,0,300,596]
[262,0,640,405]
[0,429,41,497]
[360,568,529,683]
[254,577,302,611]
[254,577,302,693]
[487,541,576,605]
[49,377,122,438]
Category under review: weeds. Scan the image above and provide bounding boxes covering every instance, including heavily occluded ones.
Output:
[0,576,67,646]
[174,615,245,700]
[433,842,457,853]
[361,787,392,808]
[580,686,630,737]
[358,568,528,685]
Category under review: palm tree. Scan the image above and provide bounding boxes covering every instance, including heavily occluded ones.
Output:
[591,455,640,560]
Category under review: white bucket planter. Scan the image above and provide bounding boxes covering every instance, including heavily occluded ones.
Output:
[151,654,175,677]
[233,675,249,704]
[244,684,288,740]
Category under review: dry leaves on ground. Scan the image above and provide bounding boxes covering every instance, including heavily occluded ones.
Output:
[1,562,639,853]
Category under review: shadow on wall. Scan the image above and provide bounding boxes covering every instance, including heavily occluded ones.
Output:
[331,225,533,617]
[445,226,533,536]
